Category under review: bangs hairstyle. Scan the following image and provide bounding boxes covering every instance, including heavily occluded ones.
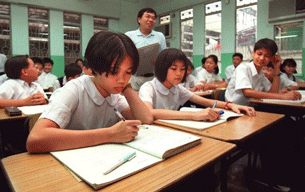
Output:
[206,54,219,74]
[85,31,139,76]
[280,58,297,73]
[5,55,29,79]
[155,48,188,83]
[254,38,278,56]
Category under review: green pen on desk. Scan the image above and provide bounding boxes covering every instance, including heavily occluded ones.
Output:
[103,151,136,175]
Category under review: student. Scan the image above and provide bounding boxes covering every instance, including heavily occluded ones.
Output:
[197,54,228,90]
[31,57,44,77]
[0,53,7,76]
[262,62,298,93]
[82,59,93,76]
[0,55,48,108]
[225,52,243,83]
[180,58,204,92]
[225,38,301,106]
[125,7,167,91]
[75,58,84,68]
[138,48,255,122]
[37,57,58,90]
[26,31,154,153]
[280,58,305,87]
[193,57,206,78]
[53,63,82,90]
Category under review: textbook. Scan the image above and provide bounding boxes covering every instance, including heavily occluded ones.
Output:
[135,43,160,76]
[50,125,201,190]
[155,107,243,130]
[17,105,48,115]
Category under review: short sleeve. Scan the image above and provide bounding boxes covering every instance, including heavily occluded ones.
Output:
[235,66,253,90]
[138,82,154,104]
[178,85,194,106]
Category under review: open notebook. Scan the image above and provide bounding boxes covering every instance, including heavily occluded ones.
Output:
[51,125,201,190]
[261,90,305,105]
[17,105,48,115]
[155,107,243,130]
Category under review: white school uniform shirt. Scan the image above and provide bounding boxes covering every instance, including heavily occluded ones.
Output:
[196,68,223,83]
[279,75,297,91]
[281,73,305,82]
[180,75,202,89]
[193,66,204,78]
[37,71,58,89]
[139,78,193,110]
[0,79,47,99]
[225,65,235,83]
[40,75,128,130]
[225,62,271,106]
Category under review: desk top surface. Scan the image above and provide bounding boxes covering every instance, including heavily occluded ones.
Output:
[249,99,305,108]
[0,108,28,122]
[156,111,284,143]
[1,136,235,192]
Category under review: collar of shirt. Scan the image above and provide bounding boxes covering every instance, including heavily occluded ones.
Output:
[154,78,178,95]
[81,76,116,107]
[136,28,156,37]
[249,61,260,77]
[16,78,36,88]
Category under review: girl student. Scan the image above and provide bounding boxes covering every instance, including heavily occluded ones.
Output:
[138,48,255,122]
[280,58,305,87]
[196,54,228,90]
[26,31,154,153]
[180,58,204,92]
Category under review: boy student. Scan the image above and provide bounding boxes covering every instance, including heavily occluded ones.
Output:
[37,57,58,90]
[0,55,48,108]
[26,31,153,153]
[53,63,82,90]
[262,62,298,93]
[139,48,255,122]
[31,57,44,77]
[225,52,243,83]
[125,7,167,91]
[225,38,301,106]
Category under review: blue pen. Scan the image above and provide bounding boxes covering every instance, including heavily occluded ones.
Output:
[218,110,224,115]
[103,151,136,175]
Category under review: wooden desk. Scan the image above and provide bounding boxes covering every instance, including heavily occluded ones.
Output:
[0,108,27,122]
[194,90,213,97]
[250,99,305,119]
[1,136,236,192]
[155,111,284,144]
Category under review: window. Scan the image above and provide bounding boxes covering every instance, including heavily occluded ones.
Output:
[94,16,108,34]
[180,8,193,62]
[160,14,170,25]
[0,2,11,56]
[275,22,303,75]
[205,1,221,61]
[28,7,49,58]
[64,12,81,65]
[236,0,257,62]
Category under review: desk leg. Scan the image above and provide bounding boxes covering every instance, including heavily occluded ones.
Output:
[220,158,228,192]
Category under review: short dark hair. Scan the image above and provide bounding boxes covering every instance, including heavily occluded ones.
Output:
[186,58,194,70]
[206,54,219,74]
[137,8,157,25]
[75,58,83,63]
[5,55,29,79]
[82,59,90,69]
[201,57,206,65]
[155,48,188,83]
[280,58,297,73]
[254,38,278,56]
[31,57,44,67]
[43,57,54,65]
[65,63,83,79]
[266,62,274,69]
[85,31,139,76]
[232,52,243,60]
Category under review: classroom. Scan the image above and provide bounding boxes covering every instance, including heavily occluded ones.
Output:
[0,0,304,192]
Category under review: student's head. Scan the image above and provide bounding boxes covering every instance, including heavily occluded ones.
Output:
[82,59,93,76]
[201,57,206,68]
[280,58,297,75]
[186,58,194,76]
[42,57,54,73]
[85,31,139,94]
[5,55,38,83]
[262,62,274,81]
[232,52,243,68]
[75,59,84,68]
[31,57,44,76]
[252,38,278,70]
[137,8,157,31]
[205,54,219,74]
[65,63,83,81]
[155,48,188,87]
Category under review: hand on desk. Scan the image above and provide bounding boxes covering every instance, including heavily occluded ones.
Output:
[229,104,256,117]
[24,91,47,106]
[281,91,302,100]
[192,108,220,122]
[111,120,140,143]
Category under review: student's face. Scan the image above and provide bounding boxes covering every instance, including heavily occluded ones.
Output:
[284,65,296,76]
[163,60,186,89]
[205,58,217,73]
[93,55,133,97]
[252,48,273,71]
[76,60,83,68]
[83,66,93,76]
[186,65,193,76]
[138,12,156,32]
[262,66,274,81]
[232,56,242,68]
[44,62,53,73]
[34,63,43,76]
[24,58,39,82]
